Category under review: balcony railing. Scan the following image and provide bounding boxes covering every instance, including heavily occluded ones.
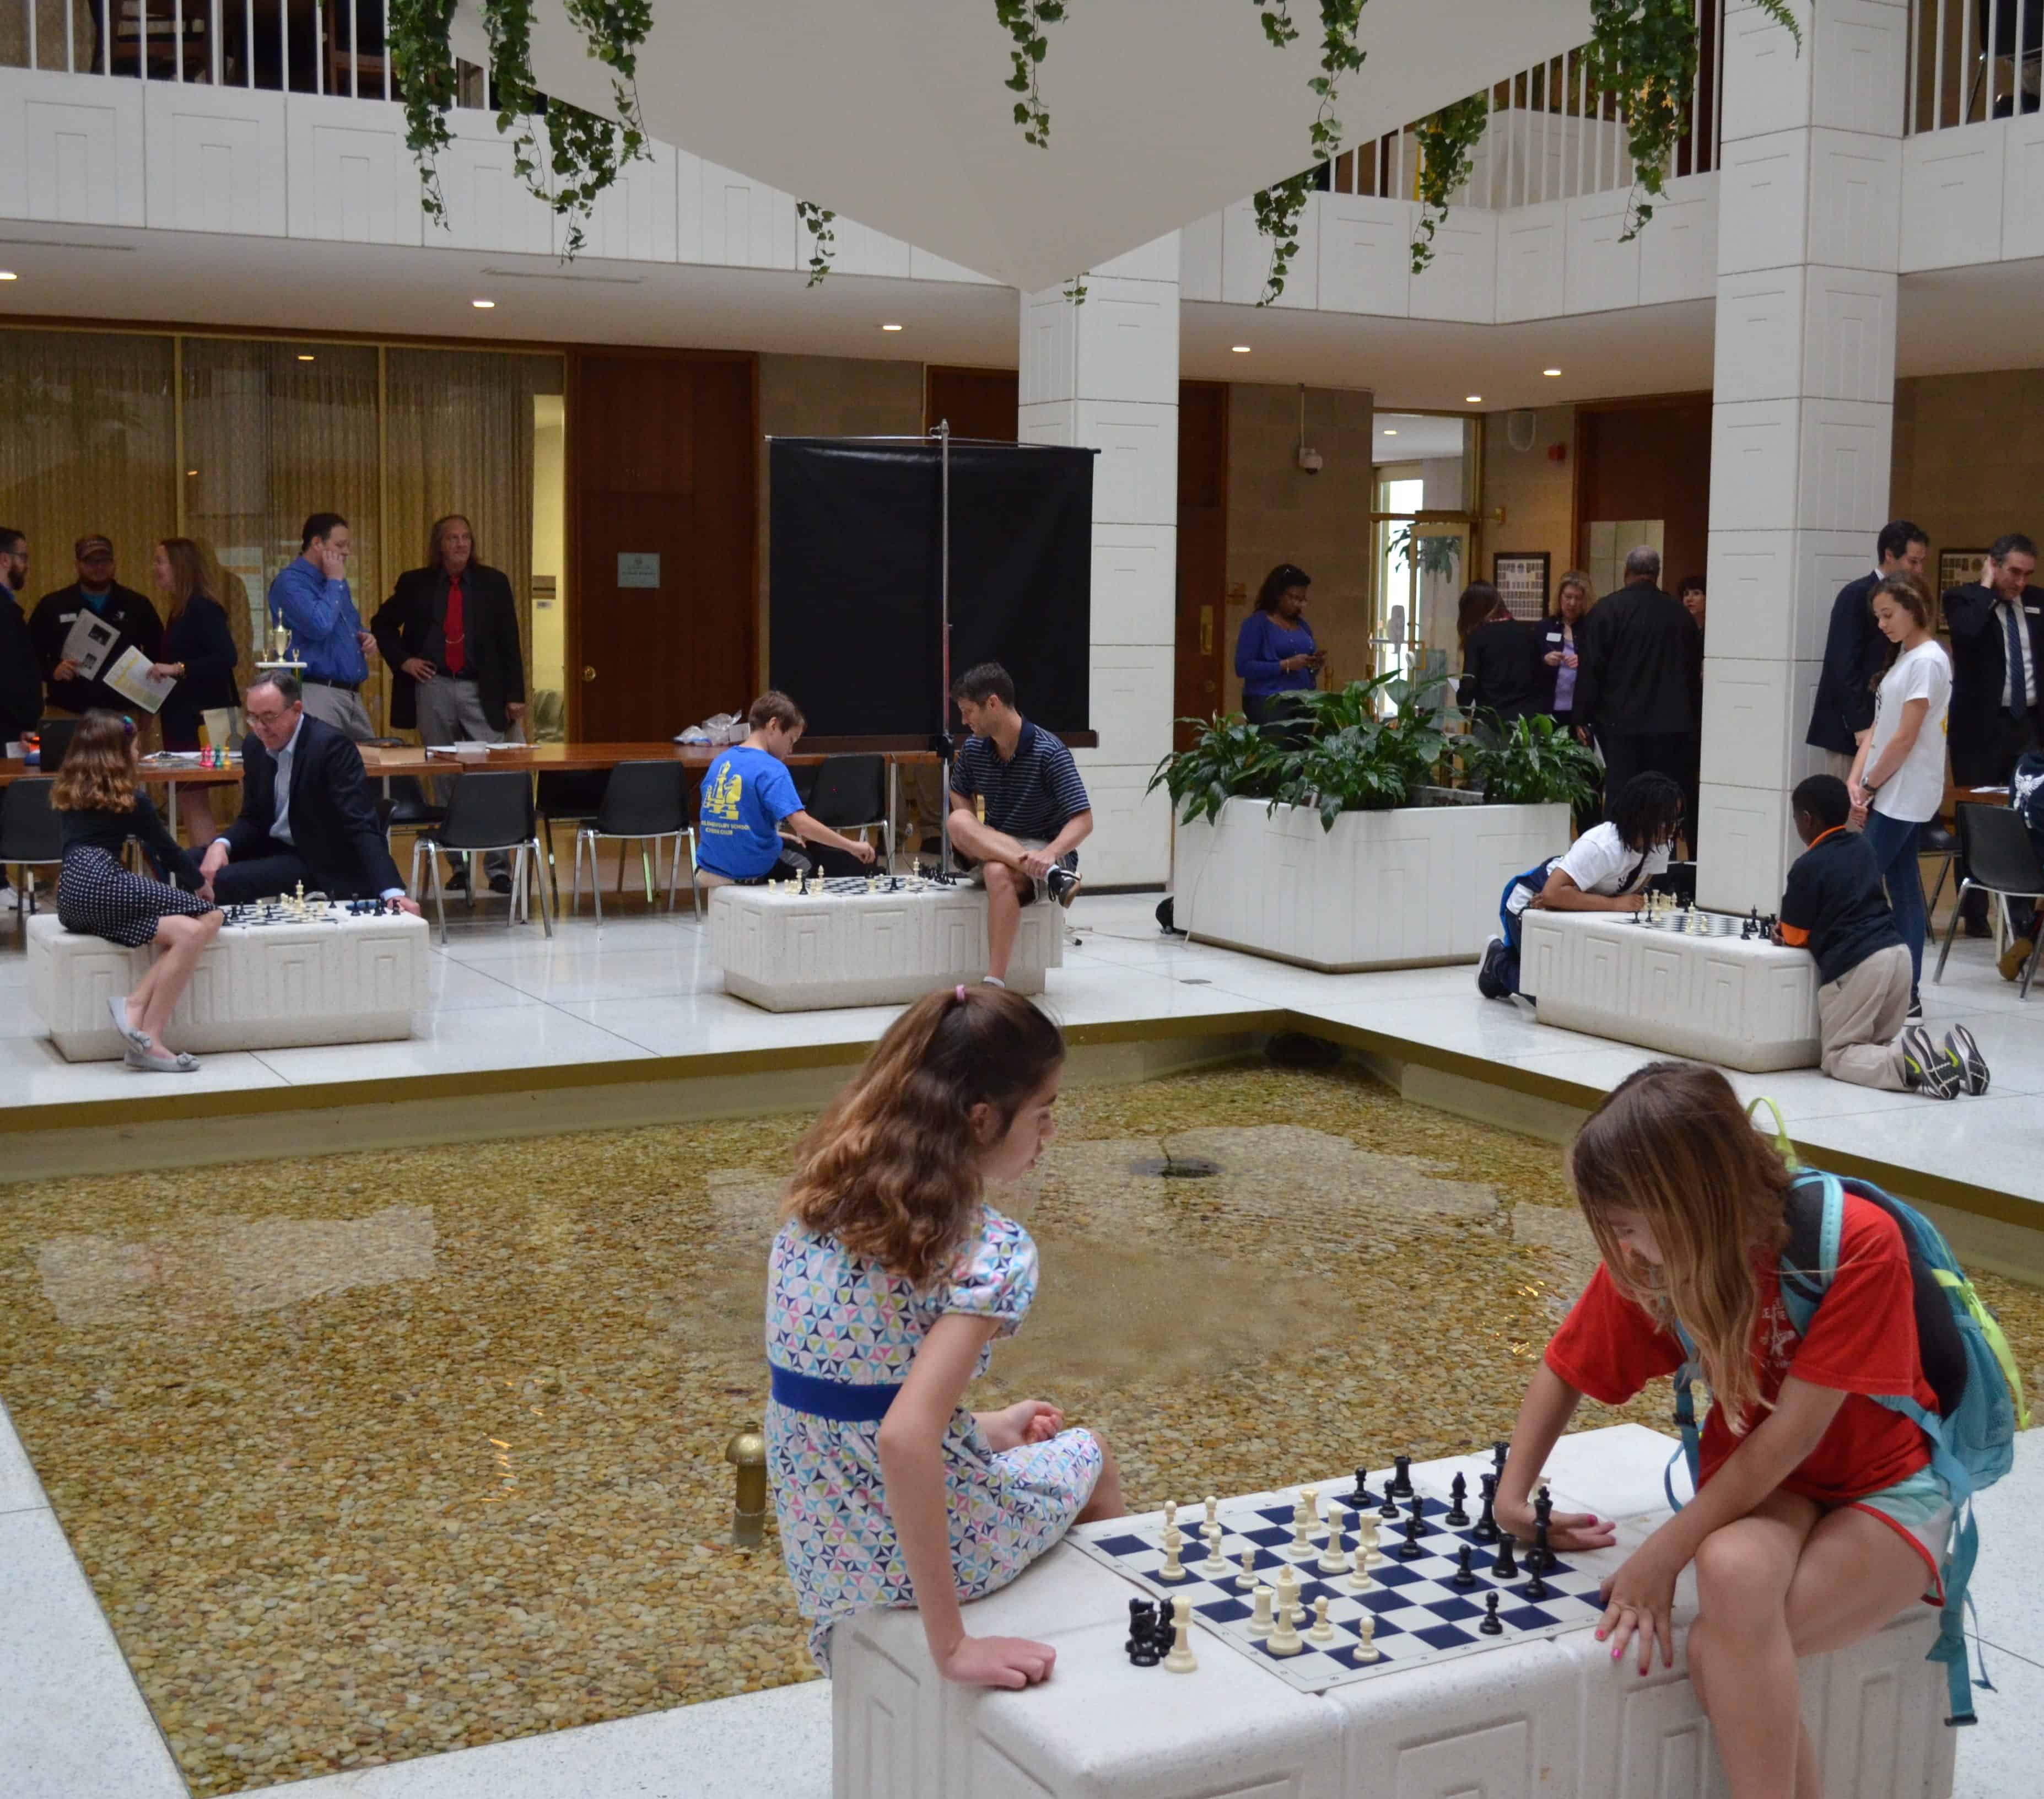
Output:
[1910,0,2042,130]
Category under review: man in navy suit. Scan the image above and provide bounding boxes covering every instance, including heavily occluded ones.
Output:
[1806,520,1928,779]
[195,672,419,911]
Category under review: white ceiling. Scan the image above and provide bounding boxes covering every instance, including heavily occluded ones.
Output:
[1372,412,1468,460]
[482,0,1593,294]
[3,223,2043,411]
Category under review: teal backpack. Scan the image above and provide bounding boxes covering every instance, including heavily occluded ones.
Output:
[1662,1164,2028,1725]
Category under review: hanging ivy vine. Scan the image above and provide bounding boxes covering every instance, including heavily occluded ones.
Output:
[1247,1,1367,304]
[1588,0,1799,239]
[390,0,651,257]
[796,201,837,286]
[1410,94,1488,273]
[995,1,1067,148]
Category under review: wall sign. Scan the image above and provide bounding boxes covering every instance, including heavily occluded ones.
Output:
[1492,551,1550,620]
[617,552,661,589]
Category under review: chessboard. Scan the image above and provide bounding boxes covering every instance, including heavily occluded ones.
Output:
[757,874,957,897]
[1069,1468,1608,1695]
[221,898,404,928]
[1631,903,1778,940]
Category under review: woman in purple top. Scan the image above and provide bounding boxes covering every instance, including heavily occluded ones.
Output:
[1234,563,1324,731]
[1535,569,1593,732]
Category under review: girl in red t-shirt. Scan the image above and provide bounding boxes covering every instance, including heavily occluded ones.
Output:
[1498,1062,1948,1799]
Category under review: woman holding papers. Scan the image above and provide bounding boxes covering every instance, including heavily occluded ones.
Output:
[149,538,241,845]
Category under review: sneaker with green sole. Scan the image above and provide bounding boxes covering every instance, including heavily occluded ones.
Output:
[1901,1025,1962,1100]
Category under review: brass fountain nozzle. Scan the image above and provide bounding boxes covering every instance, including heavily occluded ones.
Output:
[725,1423,768,1547]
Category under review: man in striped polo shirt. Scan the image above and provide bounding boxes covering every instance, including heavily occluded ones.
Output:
[948,661,1092,987]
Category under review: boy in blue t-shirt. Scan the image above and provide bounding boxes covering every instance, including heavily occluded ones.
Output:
[696,691,879,884]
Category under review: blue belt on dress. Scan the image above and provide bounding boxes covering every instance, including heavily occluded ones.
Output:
[769,1362,903,1423]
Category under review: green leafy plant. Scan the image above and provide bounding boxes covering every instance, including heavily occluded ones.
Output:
[995,1,1067,148]
[1458,712,1603,809]
[1389,526,1462,581]
[1250,1,1367,303]
[388,0,460,225]
[1146,713,1287,827]
[1411,94,1488,272]
[1588,0,1800,239]
[796,201,837,286]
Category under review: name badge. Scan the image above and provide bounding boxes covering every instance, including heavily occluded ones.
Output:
[58,612,76,624]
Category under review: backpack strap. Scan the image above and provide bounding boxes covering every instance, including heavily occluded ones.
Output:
[1663,1316,1702,1514]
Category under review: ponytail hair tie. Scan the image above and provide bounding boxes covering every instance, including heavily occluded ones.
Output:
[954,984,968,1004]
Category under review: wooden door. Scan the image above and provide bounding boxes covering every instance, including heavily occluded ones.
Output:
[1175,381,1229,745]
[569,352,756,740]
[925,366,1019,441]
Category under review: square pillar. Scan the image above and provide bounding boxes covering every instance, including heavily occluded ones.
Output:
[1018,234,1179,888]
[1698,0,1906,912]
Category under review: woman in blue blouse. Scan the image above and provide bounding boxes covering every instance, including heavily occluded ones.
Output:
[1235,563,1323,730]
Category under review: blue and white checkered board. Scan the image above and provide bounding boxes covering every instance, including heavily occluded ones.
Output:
[1069,1480,1608,1693]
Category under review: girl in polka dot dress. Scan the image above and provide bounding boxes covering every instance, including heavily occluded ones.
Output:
[766,984,1123,1688]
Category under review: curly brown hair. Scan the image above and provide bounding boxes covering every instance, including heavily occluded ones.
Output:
[51,709,139,814]
[785,985,1065,1286]
[1568,1062,1792,1432]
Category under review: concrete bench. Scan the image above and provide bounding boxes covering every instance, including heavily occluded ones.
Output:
[831,1424,1953,1799]
[27,908,428,1061]
[708,879,1062,1011]
[1520,909,1822,1073]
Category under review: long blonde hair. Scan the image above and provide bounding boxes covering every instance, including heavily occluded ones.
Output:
[1568,1062,1792,1430]
[50,709,139,814]
[785,985,1065,1287]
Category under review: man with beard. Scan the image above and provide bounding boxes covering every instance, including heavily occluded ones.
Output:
[0,529,38,751]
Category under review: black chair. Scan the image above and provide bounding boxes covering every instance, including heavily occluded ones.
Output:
[33,718,77,774]
[802,753,892,870]
[381,773,446,857]
[571,762,694,923]
[537,769,611,908]
[1919,816,1961,919]
[408,771,552,945]
[0,778,63,927]
[1934,803,2044,995]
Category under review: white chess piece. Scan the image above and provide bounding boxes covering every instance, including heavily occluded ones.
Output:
[1354,1610,1380,1663]
[1275,1564,1303,1625]
[1267,1588,1304,1657]
[1199,1523,1228,1579]
[1318,1507,1351,1575]
[1247,1584,1275,1638]
[1204,1495,1219,1534]
[1290,1497,1314,1556]
[1158,1526,1186,1581]
[1163,1499,1177,1532]
[1234,1548,1258,1592]
[1300,1485,1320,1533]
[1163,1595,1198,1673]
[1308,1595,1335,1645]
[1349,1518,1381,1592]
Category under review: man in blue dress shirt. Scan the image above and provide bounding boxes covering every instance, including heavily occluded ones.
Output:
[267,512,377,742]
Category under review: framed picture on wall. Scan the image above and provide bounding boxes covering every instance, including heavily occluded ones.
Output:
[1492,551,1550,620]
[1938,549,1987,597]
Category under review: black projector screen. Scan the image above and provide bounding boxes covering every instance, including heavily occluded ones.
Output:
[768,438,1094,740]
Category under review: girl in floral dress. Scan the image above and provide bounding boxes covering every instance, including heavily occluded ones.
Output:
[766,984,1123,1688]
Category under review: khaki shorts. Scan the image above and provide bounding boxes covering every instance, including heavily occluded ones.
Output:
[959,837,1072,903]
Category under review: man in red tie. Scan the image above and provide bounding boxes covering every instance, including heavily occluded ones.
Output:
[371,514,528,893]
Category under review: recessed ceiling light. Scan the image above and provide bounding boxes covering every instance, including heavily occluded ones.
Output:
[1465,394,1482,403]
[1231,344,1251,354]
[880,322,904,331]
[296,354,315,362]
[472,298,496,309]
[0,271,17,282]
[1543,367,1561,376]
[1382,429,1398,437]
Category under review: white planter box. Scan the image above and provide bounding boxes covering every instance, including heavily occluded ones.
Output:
[1172,794,1570,972]
[1521,908,1822,1073]
[28,908,427,1061]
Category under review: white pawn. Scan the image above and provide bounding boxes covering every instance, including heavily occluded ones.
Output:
[1267,1587,1304,1657]
[1204,1494,1219,1534]
[1199,1523,1229,1579]
[1354,1610,1380,1663]
[1163,1595,1198,1673]
[1234,1548,1258,1592]
[1275,1564,1303,1626]
[1158,1525,1186,1582]
[1308,1595,1335,1645]
[1318,1507,1351,1575]
[1162,1499,1177,1533]
[1247,1583,1275,1638]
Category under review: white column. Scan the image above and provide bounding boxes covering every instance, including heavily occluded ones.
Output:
[1698,0,1906,912]
[1017,234,1179,888]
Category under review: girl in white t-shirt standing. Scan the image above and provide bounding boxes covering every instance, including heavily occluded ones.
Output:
[1849,575,1951,1010]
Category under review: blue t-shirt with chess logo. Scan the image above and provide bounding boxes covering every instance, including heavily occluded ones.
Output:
[698,745,801,879]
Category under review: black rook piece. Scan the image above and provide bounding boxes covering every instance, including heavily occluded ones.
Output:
[1491,1533,1518,1580]
[1452,1544,1477,1590]
[1445,1472,1469,1526]
[1480,1591,1504,1635]
[1391,1455,1413,1497]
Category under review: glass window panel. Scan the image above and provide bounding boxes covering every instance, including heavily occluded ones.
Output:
[0,327,175,636]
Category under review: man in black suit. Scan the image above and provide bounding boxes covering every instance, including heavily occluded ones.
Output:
[195,672,420,911]
[1806,520,1928,779]
[1574,545,1703,844]
[371,514,527,892]
[0,527,40,751]
[27,535,164,718]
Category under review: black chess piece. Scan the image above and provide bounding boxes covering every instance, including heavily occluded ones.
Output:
[1445,1472,1469,1527]
[1452,1544,1477,1590]
[1395,1512,1425,1561]
[1479,1591,1504,1635]
[1126,1597,1154,1655]
[1531,1517,1555,1577]
[1345,1466,1372,1510]
[1472,1474,1500,1545]
[1390,1455,1412,1497]
[1523,1561,1550,1601]
[1491,1440,1509,1481]
[1129,1640,1160,1667]
[1407,1490,1426,1535]
[1147,1603,1177,1655]
[1377,1480,1400,1521]
[1491,1532,1518,1580]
